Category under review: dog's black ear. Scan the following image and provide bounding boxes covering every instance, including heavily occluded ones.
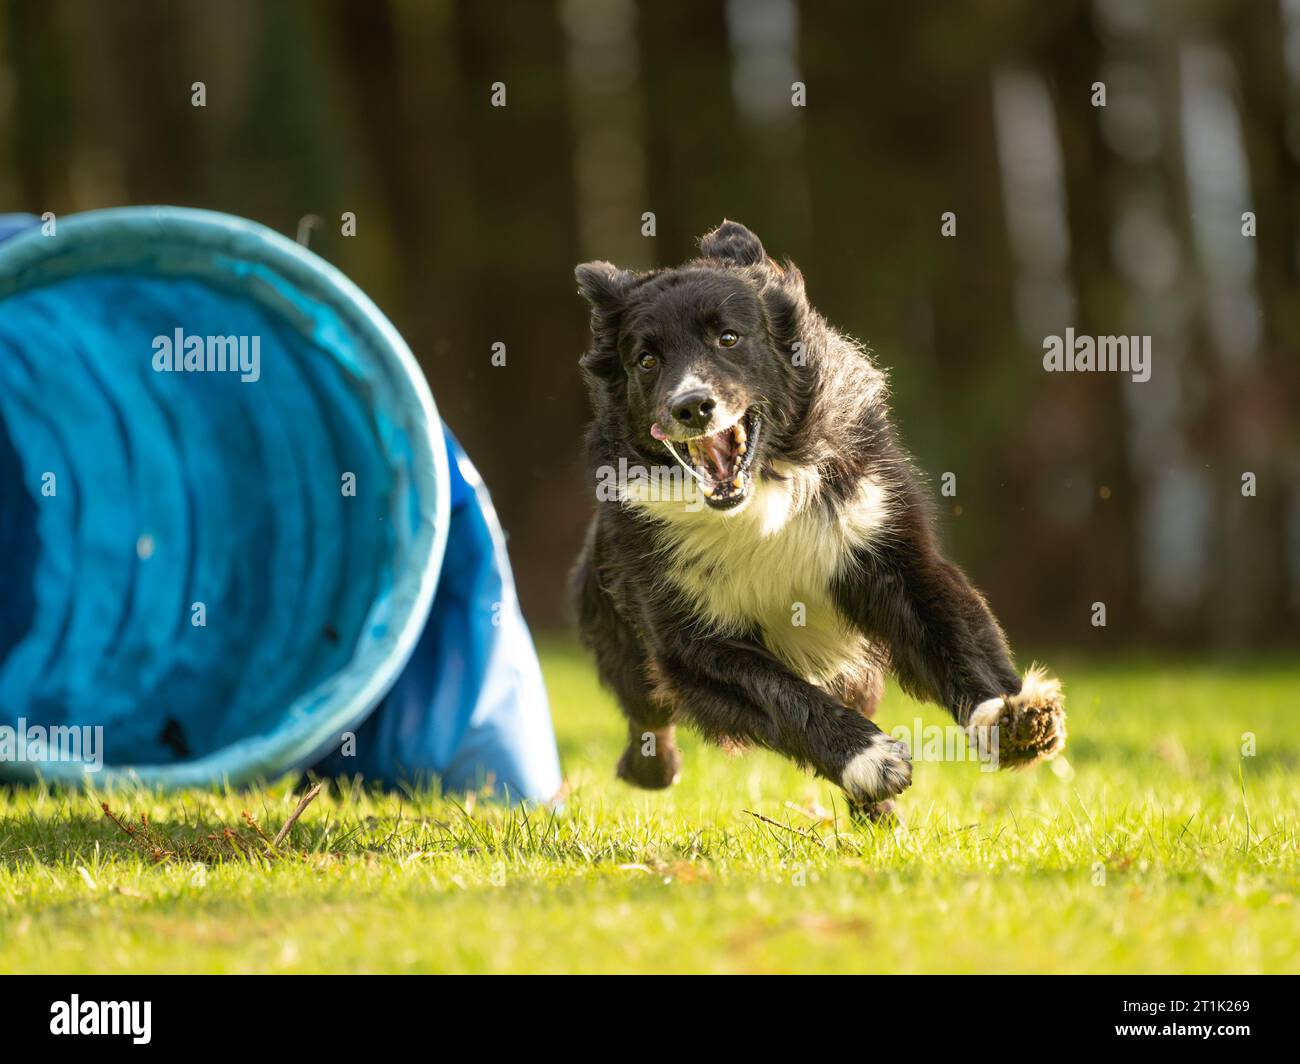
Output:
[576,262,631,386]
[575,261,632,313]
[699,220,766,266]
[757,259,811,357]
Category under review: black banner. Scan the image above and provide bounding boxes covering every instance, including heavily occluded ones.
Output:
[1,974,1292,1049]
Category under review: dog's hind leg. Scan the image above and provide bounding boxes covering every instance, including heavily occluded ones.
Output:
[835,501,1065,770]
[828,662,885,719]
[573,553,683,790]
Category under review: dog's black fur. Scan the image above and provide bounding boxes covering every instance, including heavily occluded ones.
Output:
[571,221,1065,811]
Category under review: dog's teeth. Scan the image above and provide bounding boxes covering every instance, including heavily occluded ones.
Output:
[663,441,711,490]
[701,484,714,497]
[732,475,743,490]
[736,443,746,455]
[735,423,747,444]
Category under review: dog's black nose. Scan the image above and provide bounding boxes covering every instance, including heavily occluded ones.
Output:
[670,391,716,431]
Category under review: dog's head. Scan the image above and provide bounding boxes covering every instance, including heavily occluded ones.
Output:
[575,221,812,512]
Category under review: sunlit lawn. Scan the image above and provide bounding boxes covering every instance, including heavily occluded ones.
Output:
[2,639,1298,973]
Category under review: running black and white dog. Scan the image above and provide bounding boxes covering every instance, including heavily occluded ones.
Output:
[571,221,1065,814]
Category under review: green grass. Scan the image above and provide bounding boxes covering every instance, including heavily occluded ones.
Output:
[2,641,1298,973]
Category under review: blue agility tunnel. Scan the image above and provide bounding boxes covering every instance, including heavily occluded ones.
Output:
[0,206,561,801]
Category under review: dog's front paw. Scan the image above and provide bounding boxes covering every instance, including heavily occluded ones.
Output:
[616,728,682,790]
[848,798,906,827]
[840,733,912,805]
[966,666,1066,769]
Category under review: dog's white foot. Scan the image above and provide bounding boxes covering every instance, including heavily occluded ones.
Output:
[840,733,912,804]
[966,665,1066,769]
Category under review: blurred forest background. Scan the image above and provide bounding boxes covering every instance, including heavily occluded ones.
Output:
[1,0,1298,650]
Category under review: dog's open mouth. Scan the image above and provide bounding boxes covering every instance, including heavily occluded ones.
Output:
[661,411,760,510]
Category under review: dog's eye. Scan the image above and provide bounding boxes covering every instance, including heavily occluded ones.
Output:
[719,330,739,348]
[637,352,658,370]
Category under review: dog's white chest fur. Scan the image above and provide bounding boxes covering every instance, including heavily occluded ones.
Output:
[640,464,890,684]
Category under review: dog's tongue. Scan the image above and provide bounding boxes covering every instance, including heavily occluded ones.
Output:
[699,430,732,478]
[657,422,738,481]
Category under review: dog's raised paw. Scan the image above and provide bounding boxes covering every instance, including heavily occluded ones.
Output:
[966,665,1066,769]
[840,734,912,805]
